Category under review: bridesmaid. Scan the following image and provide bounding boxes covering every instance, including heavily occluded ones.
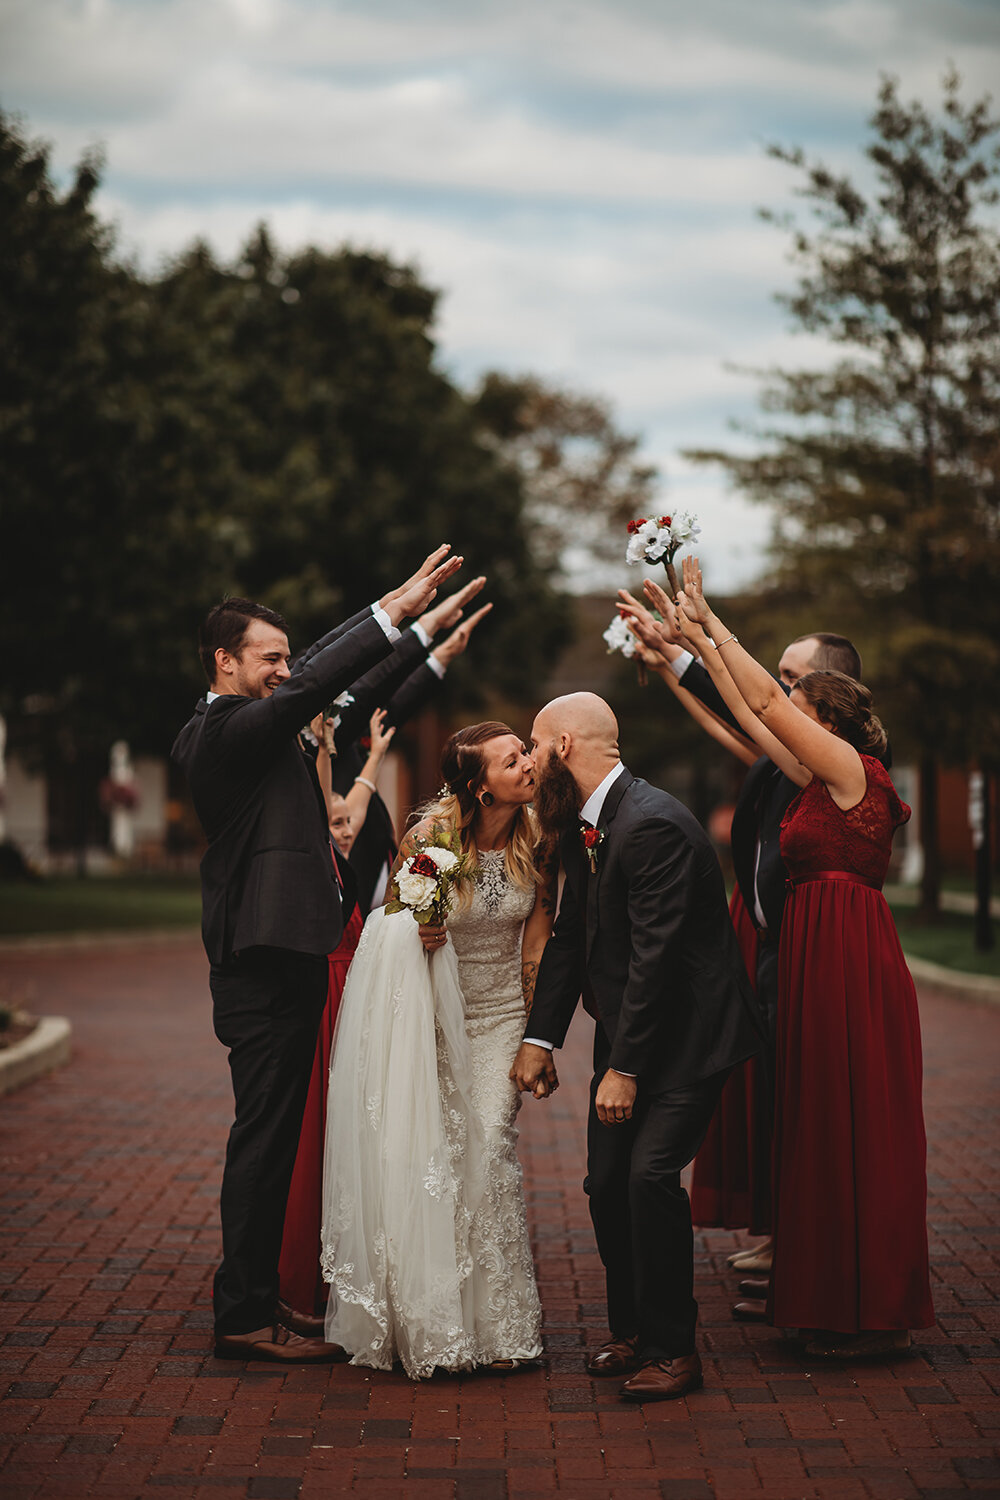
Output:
[277,710,396,1315]
[668,559,933,1359]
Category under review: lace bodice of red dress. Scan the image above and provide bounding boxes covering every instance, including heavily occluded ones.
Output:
[780,755,910,888]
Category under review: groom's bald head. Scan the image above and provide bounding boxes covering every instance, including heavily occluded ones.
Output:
[530,693,621,820]
[533,693,619,757]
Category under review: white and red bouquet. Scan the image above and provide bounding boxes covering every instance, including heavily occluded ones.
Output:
[626,512,700,579]
[385,828,470,926]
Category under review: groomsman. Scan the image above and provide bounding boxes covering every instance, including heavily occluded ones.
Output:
[511,694,761,1401]
[171,547,461,1363]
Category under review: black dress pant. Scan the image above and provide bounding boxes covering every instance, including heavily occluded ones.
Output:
[210,946,329,1336]
[586,1029,730,1360]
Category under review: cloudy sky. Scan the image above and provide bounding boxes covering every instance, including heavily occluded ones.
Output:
[3,0,998,589]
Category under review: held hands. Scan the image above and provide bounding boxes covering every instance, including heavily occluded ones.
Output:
[433,602,493,667]
[510,1042,559,1100]
[384,546,465,625]
[594,1068,638,1126]
[419,575,487,637]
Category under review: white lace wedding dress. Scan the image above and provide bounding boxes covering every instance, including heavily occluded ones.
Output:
[320,850,543,1378]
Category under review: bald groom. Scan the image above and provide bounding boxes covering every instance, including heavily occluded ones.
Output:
[512,693,761,1401]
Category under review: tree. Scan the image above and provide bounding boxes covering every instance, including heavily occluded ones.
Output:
[685,71,1000,919]
[472,371,658,586]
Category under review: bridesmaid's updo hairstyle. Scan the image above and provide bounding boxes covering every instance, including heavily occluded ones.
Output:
[416,722,539,903]
[794,670,889,760]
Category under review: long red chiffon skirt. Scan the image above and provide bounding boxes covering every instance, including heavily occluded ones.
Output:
[690,887,772,1235]
[278,901,364,1314]
[768,877,934,1332]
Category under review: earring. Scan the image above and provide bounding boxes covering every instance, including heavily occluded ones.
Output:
[480,792,495,807]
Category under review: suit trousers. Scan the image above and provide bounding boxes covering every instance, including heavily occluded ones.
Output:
[210,946,329,1336]
[586,1029,730,1360]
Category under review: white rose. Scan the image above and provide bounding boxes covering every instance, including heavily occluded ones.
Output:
[424,846,459,871]
[396,870,439,908]
[603,615,636,659]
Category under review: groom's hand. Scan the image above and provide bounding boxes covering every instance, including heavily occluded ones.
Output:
[510,1043,558,1099]
[595,1068,637,1126]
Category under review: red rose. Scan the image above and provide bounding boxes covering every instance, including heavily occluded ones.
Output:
[582,828,601,850]
[660,514,672,527]
[627,518,646,534]
[409,853,439,878]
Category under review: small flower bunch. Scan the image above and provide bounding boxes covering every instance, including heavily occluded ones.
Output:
[626,512,700,569]
[580,825,605,874]
[385,827,470,926]
[602,613,637,660]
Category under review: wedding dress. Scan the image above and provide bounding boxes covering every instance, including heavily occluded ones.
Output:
[320,850,543,1378]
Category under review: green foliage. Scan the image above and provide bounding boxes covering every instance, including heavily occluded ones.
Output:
[0,110,614,775]
[685,70,1000,769]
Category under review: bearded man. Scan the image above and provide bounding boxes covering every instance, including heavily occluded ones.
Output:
[511,693,761,1401]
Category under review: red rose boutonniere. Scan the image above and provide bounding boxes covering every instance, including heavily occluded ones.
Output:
[580,825,605,874]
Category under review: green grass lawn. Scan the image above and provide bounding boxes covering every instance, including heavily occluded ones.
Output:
[890,905,1000,980]
[0,876,201,937]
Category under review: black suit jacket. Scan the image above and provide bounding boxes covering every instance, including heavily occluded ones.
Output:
[528,769,761,1090]
[171,611,393,967]
[679,660,799,933]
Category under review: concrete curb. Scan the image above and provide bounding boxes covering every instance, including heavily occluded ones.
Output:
[0,1016,72,1097]
[907,954,1000,1007]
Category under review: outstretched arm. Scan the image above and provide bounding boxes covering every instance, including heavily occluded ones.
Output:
[675,558,866,808]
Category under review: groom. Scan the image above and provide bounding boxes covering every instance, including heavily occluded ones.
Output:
[511,693,760,1401]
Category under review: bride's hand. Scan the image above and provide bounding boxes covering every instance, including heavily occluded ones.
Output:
[419,921,448,953]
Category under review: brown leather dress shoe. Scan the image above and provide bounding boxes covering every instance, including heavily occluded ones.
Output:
[621,1353,703,1402]
[738,1276,770,1298]
[586,1335,641,1377]
[731,1298,769,1323]
[214,1328,349,1364]
[275,1299,327,1338]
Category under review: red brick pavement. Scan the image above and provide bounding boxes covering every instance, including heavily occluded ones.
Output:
[0,937,998,1499]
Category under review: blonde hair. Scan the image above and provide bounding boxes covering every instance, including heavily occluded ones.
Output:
[416,722,540,907]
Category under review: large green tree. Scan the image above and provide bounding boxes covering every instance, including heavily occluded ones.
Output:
[685,71,1000,917]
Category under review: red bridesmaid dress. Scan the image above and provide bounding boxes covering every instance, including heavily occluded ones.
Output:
[690,887,772,1236]
[278,899,365,1314]
[768,756,933,1333]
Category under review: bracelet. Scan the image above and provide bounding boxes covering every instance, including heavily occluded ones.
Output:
[712,632,739,650]
[354,776,377,793]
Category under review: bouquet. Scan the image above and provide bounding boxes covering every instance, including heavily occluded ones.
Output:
[626,512,700,598]
[602,614,637,660]
[385,827,471,926]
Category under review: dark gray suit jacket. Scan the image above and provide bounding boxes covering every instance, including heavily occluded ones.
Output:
[528,769,762,1090]
[171,610,392,967]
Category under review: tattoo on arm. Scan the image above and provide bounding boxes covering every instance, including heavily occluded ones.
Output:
[521,960,539,1015]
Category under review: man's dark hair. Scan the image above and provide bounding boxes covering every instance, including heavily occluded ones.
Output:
[199,598,288,684]
[794,632,863,681]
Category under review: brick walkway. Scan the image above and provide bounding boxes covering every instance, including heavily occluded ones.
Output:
[1,937,998,1499]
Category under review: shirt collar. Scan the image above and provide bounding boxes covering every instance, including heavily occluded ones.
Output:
[206,691,220,703]
[579,762,625,828]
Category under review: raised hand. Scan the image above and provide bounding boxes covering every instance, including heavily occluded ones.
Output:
[433,602,493,667]
[616,600,667,660]
[419,575,487,637]
[381,544,451,607]
[388,552,464,625]
[367,708,396,761]
[677,555,711,625]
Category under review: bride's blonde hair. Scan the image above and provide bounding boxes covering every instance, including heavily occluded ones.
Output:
[417,721,540,906]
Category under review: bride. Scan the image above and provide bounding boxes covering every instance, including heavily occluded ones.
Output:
[319,721,554,1377]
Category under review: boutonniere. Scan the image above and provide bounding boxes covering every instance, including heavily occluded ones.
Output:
[580,825,605,874]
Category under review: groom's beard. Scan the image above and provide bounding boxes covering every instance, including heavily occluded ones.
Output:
[533,748,581,839]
